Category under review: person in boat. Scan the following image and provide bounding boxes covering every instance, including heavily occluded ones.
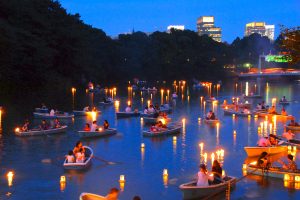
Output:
[148,105,155,114]
[49,109,55,116]
[150,124,159,132]
[73,141,85,155]
[210,112,216,120]
[268,106,277,114]
[105,188,119,200]
[103,120,109,129]
[269,134,278,145]
[282,154,297,172]
[257,137,271,147]
[211,160,223,184]
[83,106,90,112]
[282,130,294,141]
[281,96,287,102]
[65,150,75,163]
[256,103,262,110]
[22,120,30,132]
[83,123,91,131]
[261,101,266,109]
[257,152,271,169]
[53,118,61,128]
[125,105,132,113]
[143,106,149,114]
[288,119,299,126]
[281,107,287,116]
[75,148,85,163]
[206,110,213,120]
[197,164,214,186]
[40,120,49,130]
[172,92,178,99]
[91,121,98,132]
[155,103,160,111]
[242,108,250,114]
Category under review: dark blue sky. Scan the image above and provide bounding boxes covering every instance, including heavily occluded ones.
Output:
[60,0,299,42]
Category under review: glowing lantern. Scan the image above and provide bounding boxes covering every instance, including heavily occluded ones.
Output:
[119,175,125,183]
[232,114,235,118]
[115,100,120,107]
[203,153,207,164]
[173,136,177,141]
[127,100,131,106]
[15,127,20,133]
[198,117,201,121]
[284,174,290,181]
[141,143,145,148]
[60,176,66,183]
[222,170,225,177]
[7,171,14,187]
[233,130,236,136]
[242,164,247,170]
[211,153,215,165]
[295,176,300,182]
[163,169,168,177]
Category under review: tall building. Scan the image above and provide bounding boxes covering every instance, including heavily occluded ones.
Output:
[245,22,275,41]
[167,25,185,33]
[197,16,222,42]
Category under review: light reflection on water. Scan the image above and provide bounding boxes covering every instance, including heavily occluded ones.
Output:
[0,80,300,199]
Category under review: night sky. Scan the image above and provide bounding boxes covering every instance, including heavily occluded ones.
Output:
[60,0,300,42]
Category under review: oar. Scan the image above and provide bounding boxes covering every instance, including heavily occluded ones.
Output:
[92,155,119,165]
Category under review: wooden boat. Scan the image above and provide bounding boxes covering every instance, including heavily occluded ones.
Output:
[35,107,49,113]
[78,128,117,138]
[179,176,237,200]
[204,119,220,124]
[286,125,300,131]
[244,164,300,181]
[116,111,140,118]
[15,125,67,136]
[63,146,93,170]
[244,94,262,99]
[143,123,182,137]
[73,110,101,116]
[143,117,171,125]
[79,193,106,200]
[244,146,288,157]
[223,109,251,117]
[255,111,294,121]
[33,112,74,119]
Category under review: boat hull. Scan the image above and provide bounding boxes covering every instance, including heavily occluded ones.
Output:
[78,128,117,138]
[245,165,300,180]
[179,176,236,200]
[33,112,74,119]
[204,119,220,124]
[286,126,300,131]
[116,112,140,118]
[79,193,106,200]
[63,146,93,170]
[244,146,288,157]
[223,109,251,117]
[73,111,101,116]
[15,125,68,136]
[143,124,182,137]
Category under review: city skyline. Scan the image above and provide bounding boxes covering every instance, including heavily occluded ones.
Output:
[60,0,299,42]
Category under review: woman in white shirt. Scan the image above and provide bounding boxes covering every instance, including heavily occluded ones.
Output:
[76,148,85,163]
[197,164,213,186]
[65,150,75,163]
[144,106,149,114]
[125,105,132,113]
[91,121,98,132]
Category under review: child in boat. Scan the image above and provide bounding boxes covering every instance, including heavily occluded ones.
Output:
[143,106,149,114]
[73,141,85,154]
[282,154,297,172]
[103,120,109,129]
[91,121,98,132]
[76,148,85,163]
[65,150,75,163]
[125,105,132,113]
[196,164,213,186]
[211,160,223,184]
[257,152,271,169]
[83,123,90,131]
[22,120,30,132]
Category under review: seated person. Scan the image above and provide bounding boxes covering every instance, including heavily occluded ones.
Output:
[206,110,213,120]
[73,141,85,155]
[155,104,160,111]
[210,112,216,120]
[281,108,287,116]
[257,137,271,147]
[269,134,278,145]
[282,130,294,140]
[282,154,297,172]
[148,105,155,114]
[22,120,30,132]
[261,101,266,109]
[83,123,91,131]
[103,120,109,129]
[65,150,75,163]
[49,109,55,116]
[53,118,61,128]
[83,106,90,112]
[91,121,98,132]
[125,105,132,113]
[211,160,223,184]
[281,96,287,102]
[256,103,262,110]
[143,106,149,114]
[288,119,299,126]
[76,148,85,163]
[257,152,270,169]
[150,124,158,132]
[40,120,49,130]
[197,164,213,186]
[268,106,277,114]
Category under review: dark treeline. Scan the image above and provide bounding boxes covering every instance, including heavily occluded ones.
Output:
[0,0,287,98]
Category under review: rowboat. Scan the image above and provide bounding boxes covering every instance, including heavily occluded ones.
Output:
[255,111,294,120]
[244,94,262,99]
[79,193,106,200]
[221,103,251,109]
[205,99,218,104]
[78,128,117,138]
[244,164,300,181]
[279,101,290,105]
[179,176,237,200]
[143,123,182,137]
[143,117,171,125]
[33,112,74,119]
[204,119,220,125]
[140,112,157,118]
[244,146,288,157]
[160,106,172,113]
[286,125,300,131]
[140,87,157,92]
[282,139,300,149]
[99,101,114,105]
[15,125,67,136]
[73,110,101,116]
[63,146,93,170]
[116,112,140,118]
[223,109,251,117]
[35,107,49,113]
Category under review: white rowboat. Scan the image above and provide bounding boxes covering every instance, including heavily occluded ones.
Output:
[143,123,182,137]
[79,193,106,200]
[244,146,288,157]
[15,125,67,136]
[78,128,117,138]
[33,112,74,119]
[63,146,93,170]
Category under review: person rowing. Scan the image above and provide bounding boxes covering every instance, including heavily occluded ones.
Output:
[280,154,297,172]
[281,96,287,102]
[288,119,299,126]
[282,130,294,140]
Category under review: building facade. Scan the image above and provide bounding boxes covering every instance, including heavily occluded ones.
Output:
[197,16,222,42]
[245,22,275,41]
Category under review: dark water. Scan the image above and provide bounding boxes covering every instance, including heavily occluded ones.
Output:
[1,80,300,200]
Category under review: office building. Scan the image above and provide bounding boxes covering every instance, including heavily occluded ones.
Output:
[245,22,275,41]
[197,16,222,42]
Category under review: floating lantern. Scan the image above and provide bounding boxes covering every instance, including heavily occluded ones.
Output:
[293,146,297,152]
[222,170,225,177]
[119,175,125,183]
[7,171,14,187]
[60,176,66,183]
[182,118,186,124]
[198,117,201,121]
[147,100,151,107]
[115,100,120,107]
[233,130,236,136]
[232,114,235,118]
[163,169,168,177]
[199,143,204,151]
[220,149,225,158]
[71,87,76,94]
[254,115,258,119]
[141,143,145,148]
[15,127,20,133]
[127,100,131,106]
[173,136,177,141]
[295,176,300,182]
[284,174,290,181]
